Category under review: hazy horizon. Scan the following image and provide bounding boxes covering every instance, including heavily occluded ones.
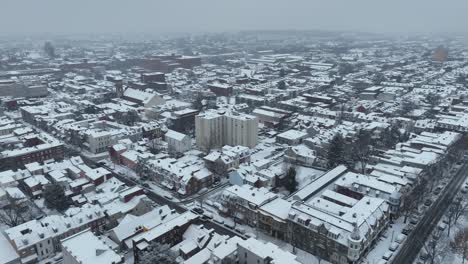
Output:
[1,0,467,35]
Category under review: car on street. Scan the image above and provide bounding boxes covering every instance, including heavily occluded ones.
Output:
[163,194,173,200]
[224,221,236,229]
[424,198,433,207]
[419,251,428,261]
[213,217,224,225]
[437,222,447,231]
[202,211,213,220]
[402,225,414,235]
[235,226,246,234]
[389,242,399,252]
[192,207,204,214]
[461,185,467,194]
[402,228,410,235]
[395,234,406,244]
[382,251,393,261]
[409,217,419,225]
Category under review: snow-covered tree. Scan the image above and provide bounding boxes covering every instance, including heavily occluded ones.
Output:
[284,166,298,193]
[327,133,346,169]
[44,183,69,211]
[451,228,468,264]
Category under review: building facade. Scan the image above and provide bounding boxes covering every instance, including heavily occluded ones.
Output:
[195,110,258,151]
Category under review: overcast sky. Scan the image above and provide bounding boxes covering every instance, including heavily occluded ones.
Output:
[1,0,467,35]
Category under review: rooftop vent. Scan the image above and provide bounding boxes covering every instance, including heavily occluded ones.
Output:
[96,249,106,256]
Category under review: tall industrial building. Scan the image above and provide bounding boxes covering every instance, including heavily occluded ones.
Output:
[195,110,258,151]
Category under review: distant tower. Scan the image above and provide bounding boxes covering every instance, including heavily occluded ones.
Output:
[347,222,363,263]
[432,46,448,63]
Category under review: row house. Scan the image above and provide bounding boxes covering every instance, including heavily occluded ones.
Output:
[132,212,198,262]
[287,194,389,264]
[4,204,106,264]
[221,185,277,226]
[204,145,251,176]
[146,155,213,196]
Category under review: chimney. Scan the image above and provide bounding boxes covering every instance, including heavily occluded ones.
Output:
[96,249,106,256]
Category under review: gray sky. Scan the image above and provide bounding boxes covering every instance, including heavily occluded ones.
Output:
[1,0,467,35]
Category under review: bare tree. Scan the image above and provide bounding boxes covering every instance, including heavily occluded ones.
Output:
[422,237,441,264]
[137,242,177,264]
[412,177,429,205]
[401,192,418,223]
[0,196,29,228]
[447,205,457,237]
[351,129,372,174]
[452,195,468,225]
[451,228,468,264]
[446,196,468,236]
[426,163,443,192]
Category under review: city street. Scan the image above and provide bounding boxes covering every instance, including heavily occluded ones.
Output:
[77,150,242,238]
[392,161,468,264]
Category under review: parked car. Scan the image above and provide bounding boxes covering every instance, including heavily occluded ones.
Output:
[224,221,235,229]
[202,211,213,219]
[382,251,393,261]
[402,225,413,235]
[461,186,467,194]
[235,226,246,234]
[213,217,224,225]
[389,242,399,252]
[395,234,407,244]
[163,194,173,200]
[409,216,419,225]
[419,252,428,261]
[424,199,433,207]
[437,223,447,231]
[192,207,204,214]
[244,232,256,239]
[442,217,449,225]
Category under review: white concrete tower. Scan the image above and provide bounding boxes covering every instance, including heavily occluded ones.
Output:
[347,222,363,263]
